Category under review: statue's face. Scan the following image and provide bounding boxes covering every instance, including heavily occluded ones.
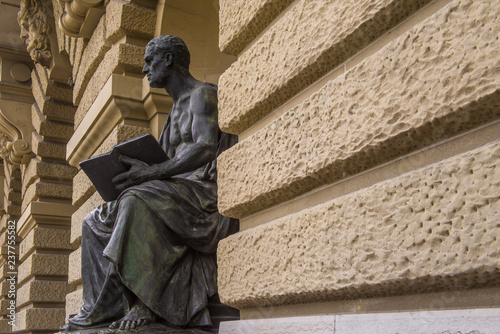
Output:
[143,45,169,88]
[20,21,41,54]
[18,8,51,67]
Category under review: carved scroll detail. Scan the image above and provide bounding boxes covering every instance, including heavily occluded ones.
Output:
[0,113,32,165]
[17,0,52,67]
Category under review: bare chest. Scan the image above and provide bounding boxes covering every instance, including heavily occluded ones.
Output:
[169,106,193,146]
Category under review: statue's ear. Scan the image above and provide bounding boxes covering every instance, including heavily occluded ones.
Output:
[164,53,173,67]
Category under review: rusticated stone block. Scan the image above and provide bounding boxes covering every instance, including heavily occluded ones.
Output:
[71,191,104,245]
[218,0,500,218]
[72,38,88,83]
[16,280,74,308]
[31,133,67,160]
[19,227,74,262]
[36,99,76,123]
[218,139,500,308]
[73,15,109,107]
[22,159,77,195]
[219,0,295,56]
[106,0,156,44]
[65,287,83,319]
[218,0,433,134]
[32,64,73,103]
[17,254,68,285]
[22,182,73,212]
[14,307,66,331]
[72,169,96,208]
[0,319,12,333]
[75,43,146,129]
[68,247,81,285]
[31,105,74,142]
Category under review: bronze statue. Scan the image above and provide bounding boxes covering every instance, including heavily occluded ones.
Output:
[61,35,238,332]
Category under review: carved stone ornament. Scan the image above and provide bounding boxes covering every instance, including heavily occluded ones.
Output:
[59,0,104,38]
[0,135,31,165]
[17,0,52,67]
[0,110,33,165]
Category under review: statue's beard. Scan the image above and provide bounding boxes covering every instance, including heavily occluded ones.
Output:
[27,34,51,66]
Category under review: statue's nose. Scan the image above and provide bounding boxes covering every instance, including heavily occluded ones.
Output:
[20,26,28,39]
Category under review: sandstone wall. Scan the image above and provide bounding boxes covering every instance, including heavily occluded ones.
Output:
[217,0,500,329]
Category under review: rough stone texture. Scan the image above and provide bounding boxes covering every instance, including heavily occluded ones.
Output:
[218,0,500,219]
[22,159,77,195]
[71,191,104,245]
[17,254,69,285]
[0,319,11,333]
[68,247,81,285]
[22,182,73,212]
[19,227,74,262]
[14,308,66,331]
[73,38,88,83]
[73,0,155,127]
[32,64,73,103]
[220,309,500,334]
[74,43,147,129]
[35,99,76,123]
[218,139,500,308]
[73,15,110,107]
[32,105,74,142]
[31,133,67,161]
[16,280,74,308]
[218,0,434,135]
[106,0,156,44]
[72,169,96,208]
[219,0,295,56]
[65,287,83,319]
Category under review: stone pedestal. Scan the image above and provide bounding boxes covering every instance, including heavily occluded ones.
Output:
[57,322,217,334]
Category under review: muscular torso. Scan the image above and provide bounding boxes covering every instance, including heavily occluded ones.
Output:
[168,93,194,156]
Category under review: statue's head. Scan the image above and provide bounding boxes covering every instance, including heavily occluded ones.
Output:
[143,35,190,88]
[17,0,51,67]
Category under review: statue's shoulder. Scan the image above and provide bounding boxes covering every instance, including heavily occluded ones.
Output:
[189,82,218,110]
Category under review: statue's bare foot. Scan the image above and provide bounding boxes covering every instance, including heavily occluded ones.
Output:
[109,299,155,330]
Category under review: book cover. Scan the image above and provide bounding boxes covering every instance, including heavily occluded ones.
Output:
[80,134,169,202]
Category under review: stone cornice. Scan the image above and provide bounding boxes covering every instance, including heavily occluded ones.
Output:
[58,0,105,38]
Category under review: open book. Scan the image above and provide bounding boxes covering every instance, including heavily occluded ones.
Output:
[80,134,169,202]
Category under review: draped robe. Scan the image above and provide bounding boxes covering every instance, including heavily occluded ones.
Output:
[69,91,238,328]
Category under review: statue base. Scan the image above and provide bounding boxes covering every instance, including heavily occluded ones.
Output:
[56,322,218,334]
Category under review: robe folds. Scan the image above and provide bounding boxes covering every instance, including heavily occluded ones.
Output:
[69,111,238,328]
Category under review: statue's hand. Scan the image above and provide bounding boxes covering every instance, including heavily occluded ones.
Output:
[112,155,156,193]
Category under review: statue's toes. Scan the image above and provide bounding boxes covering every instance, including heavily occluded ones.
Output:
[109,321,117,329]
[130,320,137,329]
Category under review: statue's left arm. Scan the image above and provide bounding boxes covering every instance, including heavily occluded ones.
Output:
[113,86,218,192]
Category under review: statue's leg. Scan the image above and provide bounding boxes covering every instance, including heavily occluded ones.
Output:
[67,204,127,327]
